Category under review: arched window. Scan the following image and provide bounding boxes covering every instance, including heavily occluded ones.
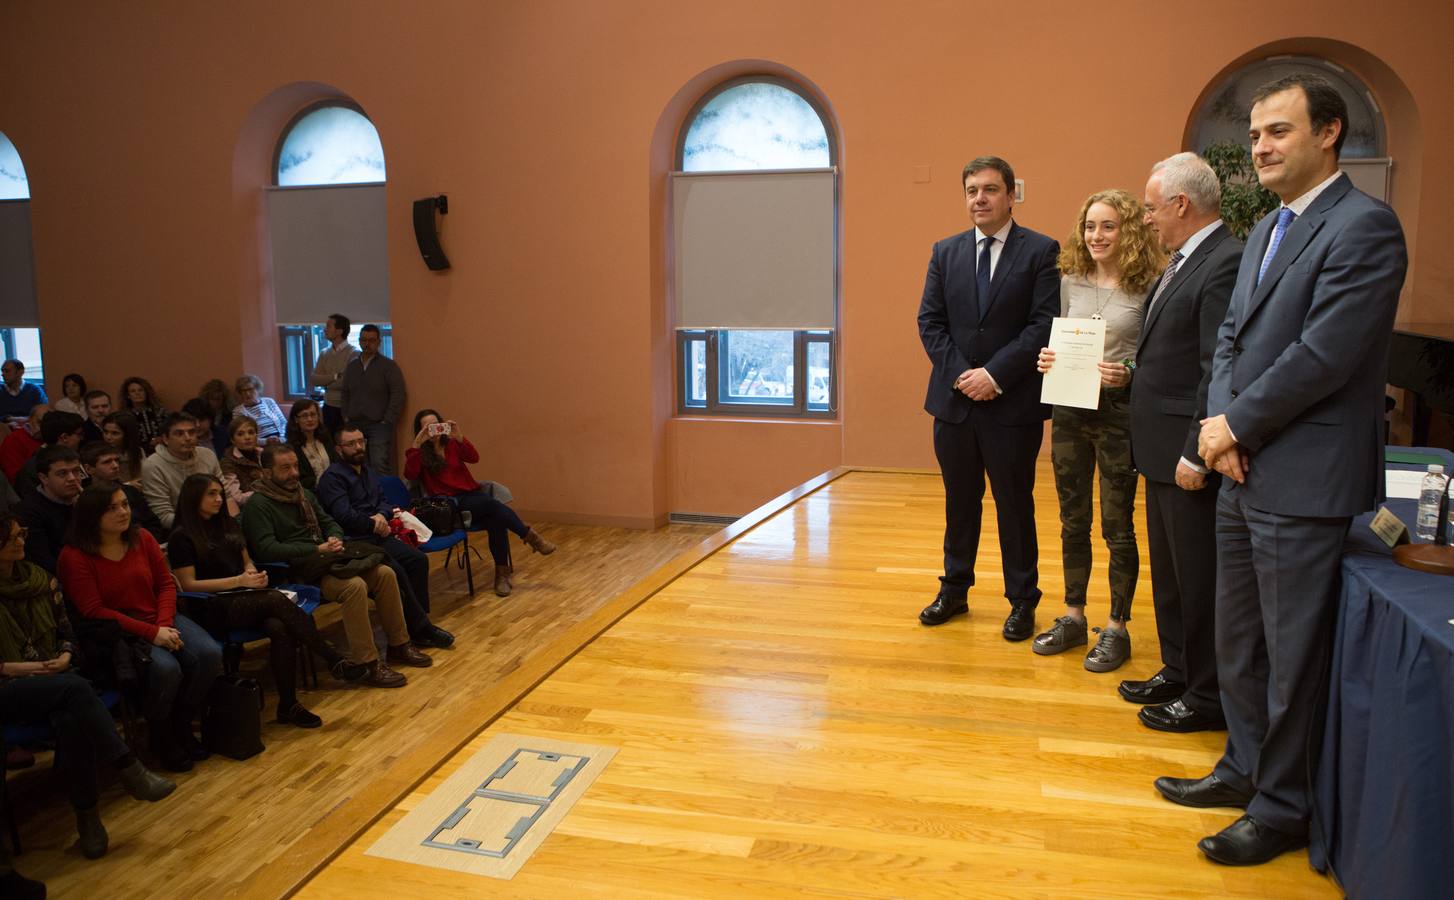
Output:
[268,102,390,399]
[0,131,43,388]
[1191,55,1390,200]
[275,103,386,186]
[673,79,837,418]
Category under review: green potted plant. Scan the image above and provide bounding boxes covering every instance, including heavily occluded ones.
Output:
[1203,141,1279,239]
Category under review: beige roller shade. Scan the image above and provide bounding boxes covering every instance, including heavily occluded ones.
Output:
[266,183,390,324]
[671,169,836,330]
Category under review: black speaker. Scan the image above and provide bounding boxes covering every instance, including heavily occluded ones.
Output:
[413,195,450,271]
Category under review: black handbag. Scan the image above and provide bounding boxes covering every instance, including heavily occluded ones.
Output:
[411,497,458,535]
[201,674,265,760]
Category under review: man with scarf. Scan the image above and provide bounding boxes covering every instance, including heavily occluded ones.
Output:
[240,443,429,688]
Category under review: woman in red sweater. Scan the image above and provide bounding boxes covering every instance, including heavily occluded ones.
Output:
[404,409,556,597]
[58,483,223,772]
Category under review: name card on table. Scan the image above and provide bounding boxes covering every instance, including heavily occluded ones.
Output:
[1369,506,1411,549]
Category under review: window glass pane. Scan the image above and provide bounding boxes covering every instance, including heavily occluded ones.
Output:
[684,338,707,407]
[806,339,831,411]
[1193,57,1383,158]
[8,328,43,385]
[282,330,310,397]
[0,132,28,200]
[683,83,830,172]
[277,106,386,186]
[720,330,794,404]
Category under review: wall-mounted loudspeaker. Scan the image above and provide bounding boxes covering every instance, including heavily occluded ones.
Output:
[413,195,450,271]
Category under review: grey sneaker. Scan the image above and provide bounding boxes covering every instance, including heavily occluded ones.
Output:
[1084,626,1131,672]
[1032,615,1089,655]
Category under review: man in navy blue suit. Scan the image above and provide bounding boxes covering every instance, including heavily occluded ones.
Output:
[1153,74,1408,866]
[916,156,1060,641]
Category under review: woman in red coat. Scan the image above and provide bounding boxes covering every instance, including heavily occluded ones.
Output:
[403,409,556,597]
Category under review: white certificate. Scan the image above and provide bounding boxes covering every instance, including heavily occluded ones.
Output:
[1040,317,1106,410]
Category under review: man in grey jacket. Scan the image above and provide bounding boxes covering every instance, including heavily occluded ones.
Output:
[339,324,405,476]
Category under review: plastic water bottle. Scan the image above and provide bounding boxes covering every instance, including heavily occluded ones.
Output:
[1447,477,1454,541]
[1415,464,1447,541]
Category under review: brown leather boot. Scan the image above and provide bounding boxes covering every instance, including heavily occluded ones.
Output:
[523,528,555,555]
[386,643,433,668]
[363,660,407,688]
[494,563,514,597]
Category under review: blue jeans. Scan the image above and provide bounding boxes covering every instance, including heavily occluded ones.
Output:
[360,422,396,476]
[145,613,223,722]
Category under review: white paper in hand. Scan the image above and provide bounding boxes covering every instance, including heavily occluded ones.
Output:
[1041,317,1106,410]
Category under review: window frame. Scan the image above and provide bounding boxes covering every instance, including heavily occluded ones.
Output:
[272,99,384,188]
[0,327,45,388]
[676,328,835,419]
[673,76,840,421]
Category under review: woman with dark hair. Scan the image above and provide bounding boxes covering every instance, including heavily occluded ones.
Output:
[0,510,175,859]
[404,408,556,598]
[1032,188,1164,672]
[58,484,222,772]
[286,398,335,491]
[53,373,88,416]
[170,474,367,728]
[197,378,234,453]
[101,410,146,483]
[220,414,264,509]
[232,374,287,445]
[119,376,167,451]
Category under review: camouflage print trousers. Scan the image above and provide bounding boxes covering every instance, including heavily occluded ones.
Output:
[1051,387,1139,620]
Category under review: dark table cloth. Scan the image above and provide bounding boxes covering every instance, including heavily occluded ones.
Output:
[1311,448,1454,899]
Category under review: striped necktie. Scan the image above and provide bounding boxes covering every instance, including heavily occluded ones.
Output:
[1146,250,1184,317]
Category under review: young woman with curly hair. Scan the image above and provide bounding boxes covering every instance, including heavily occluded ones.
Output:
[1031,188,1165,673]
[119,376,167,452]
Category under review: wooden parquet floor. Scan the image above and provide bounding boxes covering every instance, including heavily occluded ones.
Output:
[298,469,1342,899]
[2,519,719,898]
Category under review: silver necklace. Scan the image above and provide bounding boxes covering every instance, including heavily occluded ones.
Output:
[1089,276,1118,320]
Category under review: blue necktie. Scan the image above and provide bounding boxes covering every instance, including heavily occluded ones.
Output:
[977,235,994,301]
[1256,207,1297,286]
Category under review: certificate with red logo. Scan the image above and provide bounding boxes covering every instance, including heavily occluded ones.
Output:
[1041,317,1105,410]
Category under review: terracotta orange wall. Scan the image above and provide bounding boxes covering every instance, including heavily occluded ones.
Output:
[1,1,1449,523]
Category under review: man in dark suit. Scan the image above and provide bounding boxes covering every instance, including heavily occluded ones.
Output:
[916,156,1059,640]
[1154,74,1407,865]
[1122,153,1241,733]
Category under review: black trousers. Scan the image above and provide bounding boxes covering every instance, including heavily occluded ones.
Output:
[358,534,434,620]
[1211,490,1350,838]
[0,672,128,809]
[455,491,529,567]
[1145,476,1222,716]
[321,403,344,435]
[204,590,347,710]
[932,414,1043,606]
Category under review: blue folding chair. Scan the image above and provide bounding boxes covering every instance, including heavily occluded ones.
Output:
[380,475,474,594]
[178,581,323,694]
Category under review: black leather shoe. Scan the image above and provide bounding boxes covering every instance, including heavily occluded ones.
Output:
[1198,815,1307,865]
[919,594,968,626]
[1139,699,1227,733]
[1153,773,1252,809]
[1002,602,1035,641]
[1118,671,1185,705]
[412,625,455,649]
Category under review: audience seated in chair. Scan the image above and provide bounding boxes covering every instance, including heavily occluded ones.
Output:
[196,379,234,456]
[0,404,46,484]
[14,411,86,499]
[119,377,167,453]
[141,412,222,531]
[81,390,111,443]
[180,398,217,455]
[19,446,84,574]
[0,510,175,859]
[101,410,146,483]
[315,424,454,649]
[232,375,287,446]
[169,474,368,729]
[0,360,46,423]
[405,409,556,597]
[80,441,164,543]
[59,484,222,773]
[219,414,264,510]
[286,399,335,492]
[52,373,87,417]
[239,443,429,688]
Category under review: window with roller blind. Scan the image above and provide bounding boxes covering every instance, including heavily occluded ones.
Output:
[0,131,45,385]
[269,102,393,400]
[673,78,838,418]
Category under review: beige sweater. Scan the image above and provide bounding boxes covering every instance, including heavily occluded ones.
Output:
[141,444,222,530]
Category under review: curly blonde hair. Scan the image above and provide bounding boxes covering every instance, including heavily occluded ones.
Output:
[1057,189,1165,295]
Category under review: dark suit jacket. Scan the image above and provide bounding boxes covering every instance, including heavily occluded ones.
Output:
[1208,174,1407,518]
[918,222,1060,425]
[1130,224,1242,483]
